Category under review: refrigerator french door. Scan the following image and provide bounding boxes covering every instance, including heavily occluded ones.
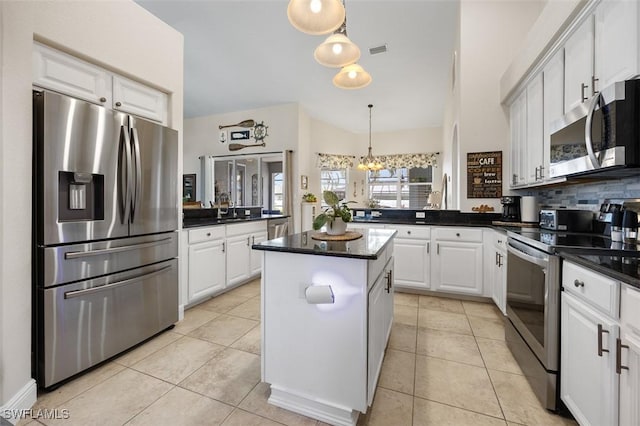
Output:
[33,89,179,389]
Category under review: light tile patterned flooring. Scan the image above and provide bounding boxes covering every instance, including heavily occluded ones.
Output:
[20,280,577,426]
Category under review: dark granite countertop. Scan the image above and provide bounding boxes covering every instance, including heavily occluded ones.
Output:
[559,251,640,290]
[252,228,397,260]
[183,214,287,229]
[350,209,501,227]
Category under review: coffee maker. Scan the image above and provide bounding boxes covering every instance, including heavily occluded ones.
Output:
[501,196,521,222]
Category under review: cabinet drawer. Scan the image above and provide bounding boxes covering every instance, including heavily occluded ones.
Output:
[368,242,392,289]
[493,230,507,250]
[226,220,267,237]
[188,226,225,244]
[563,261,619,317]
[621,283,640,335]
[434,227,483,242]
[385,225,430,239]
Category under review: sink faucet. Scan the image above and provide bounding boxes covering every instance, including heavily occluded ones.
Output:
[217,192,230,219]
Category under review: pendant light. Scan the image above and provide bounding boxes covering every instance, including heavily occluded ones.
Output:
[357,104,383,171]
[287,0,345,35]
[314,20,360,68]
[333,63,372,90]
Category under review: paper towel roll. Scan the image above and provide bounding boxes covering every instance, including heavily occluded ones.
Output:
[521,196,539,223]
[305,285,335,304]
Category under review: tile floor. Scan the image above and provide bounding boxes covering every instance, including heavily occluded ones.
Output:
[20,280,577,426]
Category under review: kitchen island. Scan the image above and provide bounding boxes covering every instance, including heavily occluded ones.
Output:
[252,228,396,426]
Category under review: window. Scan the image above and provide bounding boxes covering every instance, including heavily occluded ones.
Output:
[368,167,433,208]
[320,169,348,205]
[271,172,283,211]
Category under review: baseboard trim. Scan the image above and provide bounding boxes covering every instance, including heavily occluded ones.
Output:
[268,385,359,426]
[178,303,185,321]
[0,379,37,425]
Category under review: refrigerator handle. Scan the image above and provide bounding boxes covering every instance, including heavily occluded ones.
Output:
[119,126,133,224]
[63,265,172,299]
[64,236,173,259]
[130,126,142,223]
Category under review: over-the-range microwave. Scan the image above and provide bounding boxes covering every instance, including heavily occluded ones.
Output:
[549,79,640,179]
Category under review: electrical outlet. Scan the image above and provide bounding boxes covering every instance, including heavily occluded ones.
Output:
[416,212,426,219]
[356,211,365,217]
[371,210,382,217]
[244,210,251,216]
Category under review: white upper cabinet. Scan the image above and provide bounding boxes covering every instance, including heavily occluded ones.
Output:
[594,0,640,90]
[526,73,544,184]
[113,75,167,124]
[33,43,168,125]
[543,49,564,181]
[33,42,111,106]
[564,15,595,112]
[509,90,527,188]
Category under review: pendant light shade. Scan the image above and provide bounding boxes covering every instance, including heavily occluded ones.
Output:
[333,63,372,90]
[287,0,345,35]
[357,104,383,171]
[314,32,360,68]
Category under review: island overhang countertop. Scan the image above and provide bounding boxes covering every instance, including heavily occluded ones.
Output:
[252,227,397,260]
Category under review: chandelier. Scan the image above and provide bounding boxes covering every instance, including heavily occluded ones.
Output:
[357,104,383,171]
[287,0,372,90]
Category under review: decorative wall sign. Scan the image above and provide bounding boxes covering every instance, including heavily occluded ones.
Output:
[467,151,502,198]
[301,175,308,190]
[253,121,269,142]
[230,130,251,141]
[219,130,227,144]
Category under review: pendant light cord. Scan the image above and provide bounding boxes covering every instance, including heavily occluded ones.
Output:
[368,104,373,149]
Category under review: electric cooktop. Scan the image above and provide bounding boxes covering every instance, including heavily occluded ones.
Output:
[506,228,639,255]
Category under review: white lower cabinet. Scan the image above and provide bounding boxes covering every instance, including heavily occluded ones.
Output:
[188,239,226,301]
[226,234,252,287]
[184,221,267,305]
[367,256,394,404]
[620,284,640,426]
[561,291,618,426]
[486,230,507,314]
[387,225,430,290]
[431,227,483,296]
[250,232,267,276]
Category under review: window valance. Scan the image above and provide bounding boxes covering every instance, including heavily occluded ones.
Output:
[316,153,355,169]
[363,152,438,169]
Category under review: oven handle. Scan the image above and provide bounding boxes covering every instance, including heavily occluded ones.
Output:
[585,92,603,169]
[507,242,548,268]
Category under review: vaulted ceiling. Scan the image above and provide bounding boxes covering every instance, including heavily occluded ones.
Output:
[137,0,459,133]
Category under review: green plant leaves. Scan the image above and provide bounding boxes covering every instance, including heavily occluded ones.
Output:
[313,213,329,230]
[323,190,340,206]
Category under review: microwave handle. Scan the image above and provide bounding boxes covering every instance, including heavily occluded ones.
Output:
[585,93,603,170]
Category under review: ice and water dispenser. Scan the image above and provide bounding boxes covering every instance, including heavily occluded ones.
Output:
[58,171,104,221]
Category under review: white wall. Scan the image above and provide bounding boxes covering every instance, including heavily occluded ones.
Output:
[446,0,544,212]
[0,0,183,416]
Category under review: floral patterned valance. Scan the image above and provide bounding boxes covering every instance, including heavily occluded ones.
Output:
[317,153,355,169]
[362,152,438,169]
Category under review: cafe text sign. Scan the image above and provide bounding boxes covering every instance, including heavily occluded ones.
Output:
[467,151,502,198]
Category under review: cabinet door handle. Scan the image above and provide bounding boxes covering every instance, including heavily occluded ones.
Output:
[252,236,255,245]
[581,83,589,102]
[437,243,440,255]
[535,166,539,181]
[407,230,411,235]
[247,236,250,246]
[592,76,599,96]
[456,233,460,237]
[539,165,544,179]
[222,242,225,253]
[597,324,610,356]
[206,232,211,237]
[115,101,122,107]
[495,252,499,266]
[99,97,107,103]
[427,242,430,254]
[616,338,630,374]
[574,279,584,288]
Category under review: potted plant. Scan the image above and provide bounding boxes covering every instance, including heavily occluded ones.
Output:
[313,190,355,235]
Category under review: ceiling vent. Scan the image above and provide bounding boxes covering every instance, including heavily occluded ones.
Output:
[369,44,387,55]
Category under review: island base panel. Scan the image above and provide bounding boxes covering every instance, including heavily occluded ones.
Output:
[269,384,360,426]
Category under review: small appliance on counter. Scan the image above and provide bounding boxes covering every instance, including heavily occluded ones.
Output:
[501,196,521,222]
[520,196,539,223]
[539,209,593,232]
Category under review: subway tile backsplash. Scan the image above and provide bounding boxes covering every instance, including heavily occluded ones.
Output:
[517,175,640,211]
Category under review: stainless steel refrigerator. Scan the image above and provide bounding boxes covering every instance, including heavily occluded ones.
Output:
[32,90,179,389]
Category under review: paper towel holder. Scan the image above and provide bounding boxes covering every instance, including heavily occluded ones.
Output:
[305,285,335,304]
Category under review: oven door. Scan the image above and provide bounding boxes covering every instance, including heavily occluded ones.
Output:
[506,237,560,371]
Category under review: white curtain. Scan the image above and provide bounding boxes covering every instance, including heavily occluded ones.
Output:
[283,150,294,235]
